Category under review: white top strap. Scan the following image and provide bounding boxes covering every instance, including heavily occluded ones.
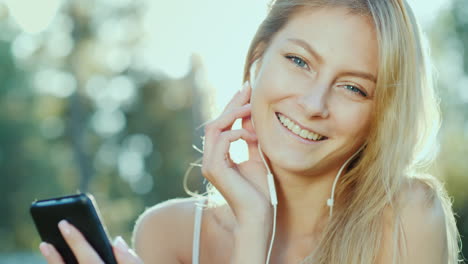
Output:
[192,198,206,264]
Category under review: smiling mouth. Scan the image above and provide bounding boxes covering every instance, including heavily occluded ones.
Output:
[276,113,328,142]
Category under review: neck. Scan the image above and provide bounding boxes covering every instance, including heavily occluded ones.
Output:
[272,166,339,242]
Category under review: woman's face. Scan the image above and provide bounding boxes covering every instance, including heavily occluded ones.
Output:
[250,7,378,176]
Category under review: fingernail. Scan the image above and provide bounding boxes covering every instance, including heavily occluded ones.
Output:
[39,242,50,257]
[128,248,138,257]
[58,220,71,236]
[114,236,129,253]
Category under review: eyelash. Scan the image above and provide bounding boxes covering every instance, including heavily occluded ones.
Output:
[285,55,368,98]
[285,55,309,70]
[341,84,367,97]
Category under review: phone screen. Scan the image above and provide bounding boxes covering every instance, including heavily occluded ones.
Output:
[30,193,117,264]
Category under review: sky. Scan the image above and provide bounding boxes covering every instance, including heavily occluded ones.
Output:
[140,0,453,162]
[3,0,456,162]
[142,0,454,116]
[4,0,454,116]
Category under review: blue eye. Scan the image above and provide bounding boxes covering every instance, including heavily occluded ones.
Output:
[343,84,367,97]
[285,55,309,69]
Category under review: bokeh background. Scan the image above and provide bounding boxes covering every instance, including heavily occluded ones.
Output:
[0,0,466,263]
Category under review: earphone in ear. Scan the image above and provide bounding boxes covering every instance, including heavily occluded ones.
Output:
[249,60,259,85]
[249,58,262,91]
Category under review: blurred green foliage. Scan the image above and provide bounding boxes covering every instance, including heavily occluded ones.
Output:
[0,0,466,262]
[427,0,468,260]
[0,0,207,252]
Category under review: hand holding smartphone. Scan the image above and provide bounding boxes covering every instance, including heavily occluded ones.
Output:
[30,193,118,264]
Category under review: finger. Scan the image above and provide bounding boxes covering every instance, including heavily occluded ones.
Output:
[222,81,251,114]
[205,104,251,137]
[201,128,269,215]
[205,129,257,172]
[113,236,143,264]
[203,104,252,157]
[217,129,258,163]
[196,82,251,131]
[202,103,251,144]
[39,242,65,264]
[219,103,252,132]
[242,116,262,162]
[219,129,258,146]
[58,220,104,264]
[241,115,256,139]
[222,129,258,167]
[203,128,257,168]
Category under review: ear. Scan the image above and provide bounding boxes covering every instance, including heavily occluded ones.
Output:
[246,41,267,86]
[249,57,263,89]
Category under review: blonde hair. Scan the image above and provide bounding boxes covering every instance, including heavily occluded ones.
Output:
[185,0,461,263]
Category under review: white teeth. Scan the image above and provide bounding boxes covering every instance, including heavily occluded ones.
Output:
[292,124,301,134]
[277,113,324,141]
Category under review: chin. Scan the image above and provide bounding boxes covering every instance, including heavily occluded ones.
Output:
[267,149,327,175]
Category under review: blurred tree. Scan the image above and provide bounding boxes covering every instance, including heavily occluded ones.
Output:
[0,0,208,252]
[447,0,468,260]
[0,0,466,262]
[428,0,468,261]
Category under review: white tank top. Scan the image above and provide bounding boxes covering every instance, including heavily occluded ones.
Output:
[192,198,206,264]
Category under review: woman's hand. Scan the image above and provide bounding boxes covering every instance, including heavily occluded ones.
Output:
[39,220,143,264]
[202,81,273,227]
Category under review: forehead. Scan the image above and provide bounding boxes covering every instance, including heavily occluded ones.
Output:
[270,7,378,74]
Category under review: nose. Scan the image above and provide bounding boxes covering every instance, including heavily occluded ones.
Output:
[297,84,330,118]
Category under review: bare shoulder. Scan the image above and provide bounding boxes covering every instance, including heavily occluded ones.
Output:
[132,196,205,264]
[379,176,449,263]
[399,176,445,226]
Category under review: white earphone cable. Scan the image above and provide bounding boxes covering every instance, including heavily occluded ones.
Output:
[257,143,364,264]
[250,106,364,263]
[327,145,365,217]
[257,144,278,264]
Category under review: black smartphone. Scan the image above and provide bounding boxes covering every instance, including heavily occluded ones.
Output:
[30,193,117,264]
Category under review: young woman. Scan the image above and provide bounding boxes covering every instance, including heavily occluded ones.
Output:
[39,0,460,263]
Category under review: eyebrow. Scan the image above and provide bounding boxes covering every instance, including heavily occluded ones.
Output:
[339,71,377,83]
[287,38,377,83]
[287,38,324,64]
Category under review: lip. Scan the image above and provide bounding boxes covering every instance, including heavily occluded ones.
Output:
[275,112,328,144]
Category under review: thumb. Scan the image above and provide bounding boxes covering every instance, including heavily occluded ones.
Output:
[113,236,143,264]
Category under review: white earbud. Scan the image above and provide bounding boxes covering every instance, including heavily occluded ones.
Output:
[327,144,365,217]
[258,144,278,206]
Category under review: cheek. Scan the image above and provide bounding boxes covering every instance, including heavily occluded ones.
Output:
[250,66,279,108]
[333,101,373,138]
[252,57,298,103]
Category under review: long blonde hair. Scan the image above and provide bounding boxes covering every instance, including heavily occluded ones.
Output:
[185,0,461,263]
